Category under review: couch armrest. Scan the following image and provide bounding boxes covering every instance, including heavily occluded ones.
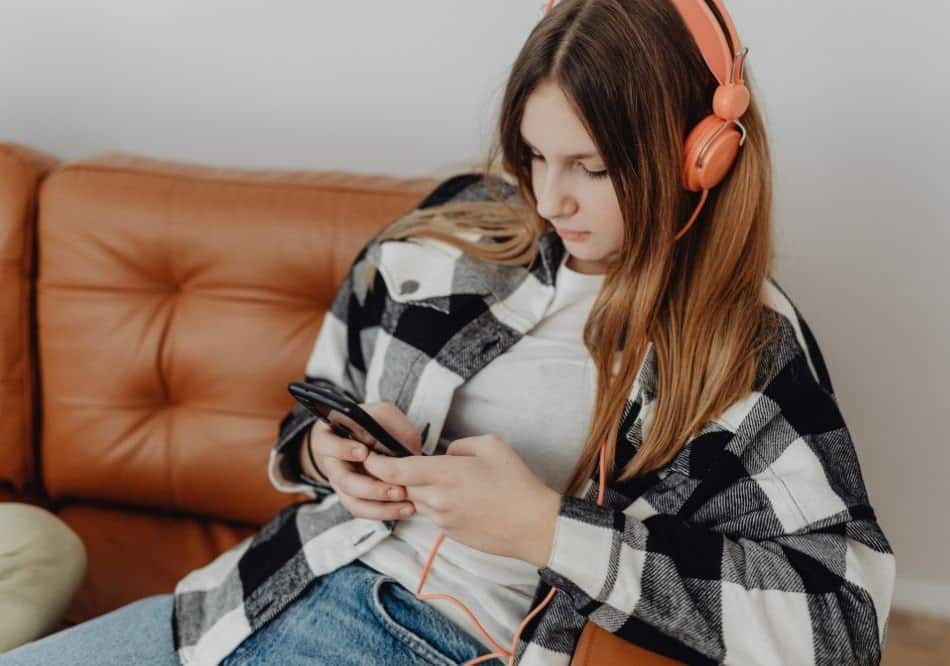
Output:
[0,143,59,494]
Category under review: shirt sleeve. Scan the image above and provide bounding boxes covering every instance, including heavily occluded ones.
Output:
[265,173,487,496]
[538,352,895,665]
[267,240,383,497]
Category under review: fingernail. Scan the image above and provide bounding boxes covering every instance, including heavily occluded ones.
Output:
[387,487,401,500]
[352,446,365,458]
[399,506,413,517]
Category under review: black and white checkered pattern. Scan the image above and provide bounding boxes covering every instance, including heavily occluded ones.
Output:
[172,174,894,665]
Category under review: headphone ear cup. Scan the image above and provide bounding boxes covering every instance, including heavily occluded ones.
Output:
[682,115,742,191]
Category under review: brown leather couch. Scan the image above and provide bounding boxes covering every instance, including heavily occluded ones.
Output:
[0,142,677,665]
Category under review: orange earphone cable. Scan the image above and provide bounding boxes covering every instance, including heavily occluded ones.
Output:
[673,188,709,241]
[412,442,608,666]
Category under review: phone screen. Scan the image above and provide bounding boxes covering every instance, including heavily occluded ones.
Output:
[324,408,376,448]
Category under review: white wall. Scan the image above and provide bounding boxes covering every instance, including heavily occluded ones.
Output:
[0,0,534,177]
[3,0,948,616]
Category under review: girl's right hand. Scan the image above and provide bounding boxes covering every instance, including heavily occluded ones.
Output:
[305,401,423,521]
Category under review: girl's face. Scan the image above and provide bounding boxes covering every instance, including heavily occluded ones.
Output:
[520,79,625,275]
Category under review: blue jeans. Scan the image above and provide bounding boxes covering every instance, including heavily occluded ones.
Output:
[0,559,505,665]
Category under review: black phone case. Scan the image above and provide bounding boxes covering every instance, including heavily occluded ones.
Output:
[287,381,414,457]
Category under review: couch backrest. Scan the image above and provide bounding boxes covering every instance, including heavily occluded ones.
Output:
[36,153,438,524]
[0,143,57,495]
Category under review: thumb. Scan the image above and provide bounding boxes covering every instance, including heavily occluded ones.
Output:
[445,436,480,457]
[360,402,423,455]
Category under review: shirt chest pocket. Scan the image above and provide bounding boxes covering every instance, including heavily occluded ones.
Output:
[374,239,490,314]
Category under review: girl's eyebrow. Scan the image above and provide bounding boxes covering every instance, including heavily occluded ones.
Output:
[521,135,601,160]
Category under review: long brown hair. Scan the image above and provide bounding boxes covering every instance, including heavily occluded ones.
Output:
[367,0,780,496]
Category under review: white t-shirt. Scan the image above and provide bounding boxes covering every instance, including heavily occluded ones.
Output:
[358,251,605,651]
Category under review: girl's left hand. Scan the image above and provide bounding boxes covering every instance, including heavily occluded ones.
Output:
[362,434,561,567]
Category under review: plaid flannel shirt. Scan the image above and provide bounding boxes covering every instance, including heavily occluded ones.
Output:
[172,173,895,665]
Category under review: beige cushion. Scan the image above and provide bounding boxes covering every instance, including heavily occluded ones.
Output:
[0,503,86,652]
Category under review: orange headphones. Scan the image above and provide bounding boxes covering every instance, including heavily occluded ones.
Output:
[411,2,750,664]
[666,0,750,239]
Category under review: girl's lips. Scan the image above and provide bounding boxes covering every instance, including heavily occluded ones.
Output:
[556,229,591,241]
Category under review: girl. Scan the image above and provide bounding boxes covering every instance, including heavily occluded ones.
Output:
[1,1,894,665]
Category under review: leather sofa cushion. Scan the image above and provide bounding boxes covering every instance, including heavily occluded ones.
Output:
[37,154,438,524]
[57,503,256,625]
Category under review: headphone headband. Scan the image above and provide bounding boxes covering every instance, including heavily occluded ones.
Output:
[544,0,747,87]
[668,0,744,85]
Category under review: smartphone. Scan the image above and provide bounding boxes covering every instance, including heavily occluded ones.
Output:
[287,381,415,458]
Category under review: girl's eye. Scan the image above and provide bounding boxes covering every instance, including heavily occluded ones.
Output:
[529,153,608,180]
